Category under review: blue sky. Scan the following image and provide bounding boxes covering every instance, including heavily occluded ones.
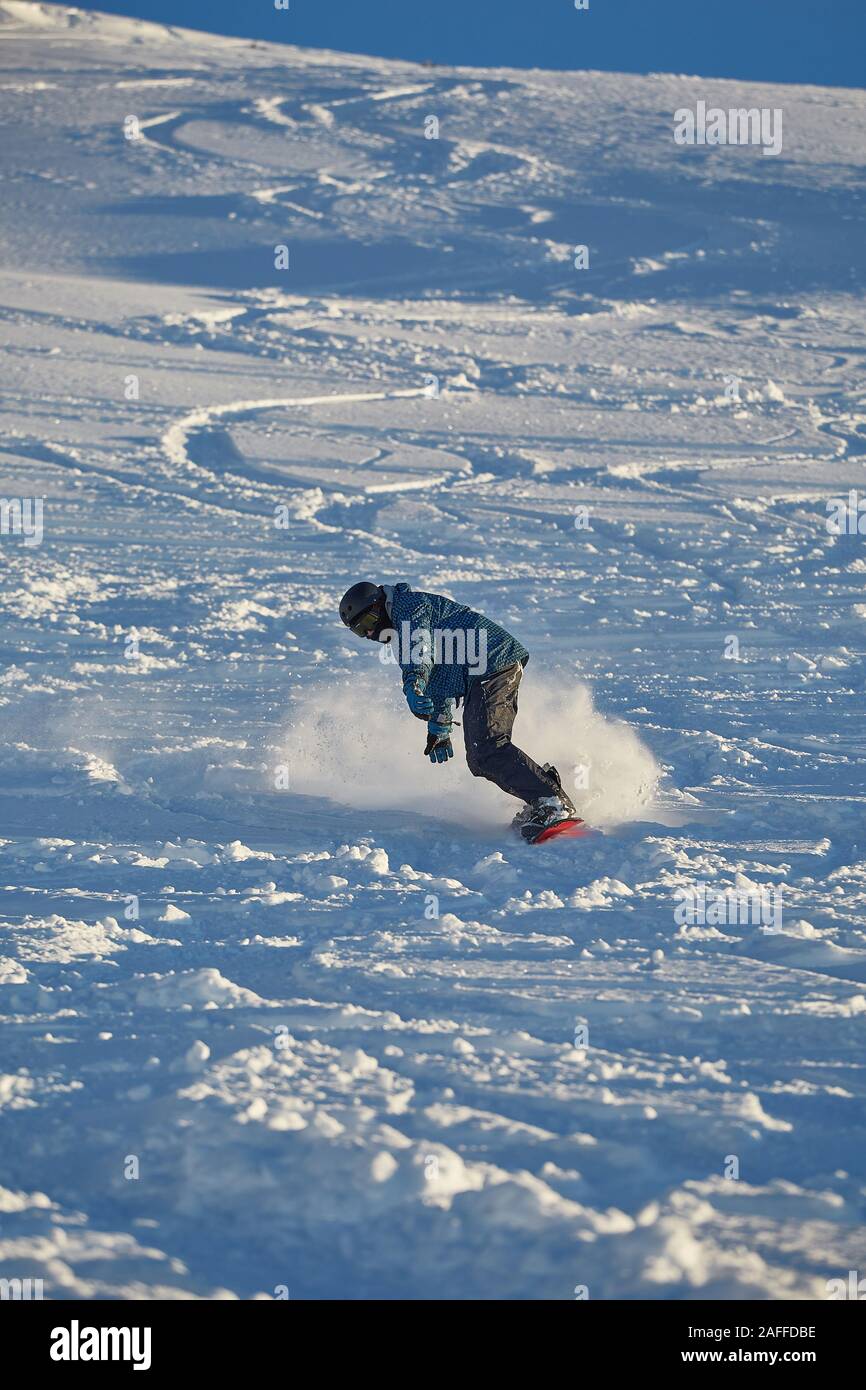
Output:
[76,1,865,89]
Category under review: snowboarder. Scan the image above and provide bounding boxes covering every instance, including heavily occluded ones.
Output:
[339,581,582,842]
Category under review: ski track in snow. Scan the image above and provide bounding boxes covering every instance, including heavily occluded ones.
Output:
[161,386,435,471]
[0,1,865,1301]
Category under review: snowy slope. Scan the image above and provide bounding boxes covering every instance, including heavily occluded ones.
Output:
[1,2,865,1300]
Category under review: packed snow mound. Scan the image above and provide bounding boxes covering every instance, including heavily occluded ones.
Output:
[4,914,153,962]
[0,1185,239,1299]
[135,968,266,1009]
[0,1,189,44]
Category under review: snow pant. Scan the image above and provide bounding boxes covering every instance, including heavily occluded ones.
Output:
[462,661,559,804]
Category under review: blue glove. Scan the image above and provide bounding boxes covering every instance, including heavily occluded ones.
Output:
[424,720,453,764]
[403,677,434,720]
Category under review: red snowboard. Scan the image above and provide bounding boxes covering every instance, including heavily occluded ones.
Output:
[525,817,588,845]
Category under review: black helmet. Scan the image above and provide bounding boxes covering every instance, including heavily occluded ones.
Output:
[340,581,385,636]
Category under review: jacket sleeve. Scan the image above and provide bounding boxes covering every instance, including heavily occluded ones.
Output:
[398,591,435,690]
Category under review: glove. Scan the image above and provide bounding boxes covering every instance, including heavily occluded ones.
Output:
[424,720,453,764]
[403,677,434,720]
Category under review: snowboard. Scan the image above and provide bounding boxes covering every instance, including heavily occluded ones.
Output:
[521,816,588,845]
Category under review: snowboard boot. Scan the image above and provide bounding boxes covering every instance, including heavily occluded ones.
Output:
[510,802,533,831]
[542,764,576,811]
[516,765,580,842]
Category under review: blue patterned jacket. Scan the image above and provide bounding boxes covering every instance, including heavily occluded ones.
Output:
[383,583,529,725]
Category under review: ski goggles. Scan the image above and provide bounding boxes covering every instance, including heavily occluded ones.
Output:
[350,607,380,636]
